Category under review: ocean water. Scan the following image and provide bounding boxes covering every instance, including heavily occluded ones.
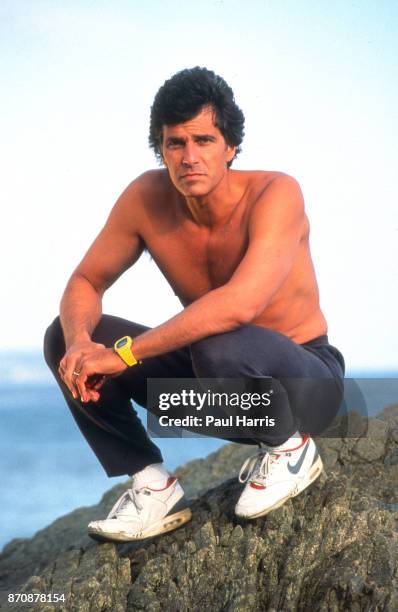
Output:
[0,352,397,551]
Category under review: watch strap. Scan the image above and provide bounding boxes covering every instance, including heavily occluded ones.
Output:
[113,336,139,367]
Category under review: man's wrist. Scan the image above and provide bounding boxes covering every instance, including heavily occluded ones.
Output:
[113,336,140,367]
[65,331,92,350]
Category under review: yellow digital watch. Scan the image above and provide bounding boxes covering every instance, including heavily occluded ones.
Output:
[113,336,139,367]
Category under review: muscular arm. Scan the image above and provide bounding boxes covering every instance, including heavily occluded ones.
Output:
[59,177,147,396]
[60,274,103,349]
[130,175,305,359]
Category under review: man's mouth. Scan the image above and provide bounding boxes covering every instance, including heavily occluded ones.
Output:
[181,172,204,179]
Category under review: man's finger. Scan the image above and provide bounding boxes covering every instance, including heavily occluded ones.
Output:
[93,376,107,391]
[75,368,91,402]
[64,360,81,400]
[86,374,106,391]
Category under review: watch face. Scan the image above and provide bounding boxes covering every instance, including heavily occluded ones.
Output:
[117,337,128,348]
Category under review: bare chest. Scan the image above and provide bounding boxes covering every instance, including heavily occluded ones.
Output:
[144,218,249,304]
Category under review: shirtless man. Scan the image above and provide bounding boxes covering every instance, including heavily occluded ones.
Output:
[44,67,345,542]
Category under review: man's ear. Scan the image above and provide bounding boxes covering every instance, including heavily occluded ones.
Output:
[226,144,236,164]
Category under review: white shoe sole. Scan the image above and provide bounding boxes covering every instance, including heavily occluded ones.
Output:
[88,507,192,542]
[237,455,324,520]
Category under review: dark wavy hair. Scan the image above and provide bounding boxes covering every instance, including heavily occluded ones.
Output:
[149,67,245,168]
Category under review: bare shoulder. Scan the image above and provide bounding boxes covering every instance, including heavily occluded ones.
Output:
[260,171,303,206]
[106,169,170,225]
[241,171,307,237]
[239,169,302,194]
[234,170,304,214]
[126,169,170,199]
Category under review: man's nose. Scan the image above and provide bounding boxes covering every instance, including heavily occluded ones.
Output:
[182,142,198,166]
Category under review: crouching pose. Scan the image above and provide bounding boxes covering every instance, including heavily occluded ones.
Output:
[44,67,344,542]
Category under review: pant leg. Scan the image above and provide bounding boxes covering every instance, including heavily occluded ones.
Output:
[43,315,195,476]
[190,324,345,445]
[44,315,345,473]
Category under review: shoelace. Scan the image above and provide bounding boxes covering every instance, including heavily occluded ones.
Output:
[107,486,143,519]
[239,450,286,484]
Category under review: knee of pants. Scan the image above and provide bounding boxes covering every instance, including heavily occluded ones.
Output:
[43,316,65,368]
[191,326,259,378]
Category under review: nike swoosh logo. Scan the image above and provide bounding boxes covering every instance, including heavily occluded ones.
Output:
[287,441,310,474]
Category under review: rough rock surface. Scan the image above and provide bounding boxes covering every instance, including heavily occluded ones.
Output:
[0,406,397,611]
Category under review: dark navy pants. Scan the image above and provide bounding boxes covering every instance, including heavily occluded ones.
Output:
[43,315,345,477]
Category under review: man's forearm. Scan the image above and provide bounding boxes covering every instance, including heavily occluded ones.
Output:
[131,284,252,360]
[67,283,256,404]
[60,274,103,349]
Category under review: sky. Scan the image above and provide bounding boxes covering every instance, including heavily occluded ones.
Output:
[1,0,397,371]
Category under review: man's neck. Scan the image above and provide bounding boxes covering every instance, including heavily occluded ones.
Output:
[182,170,244,229]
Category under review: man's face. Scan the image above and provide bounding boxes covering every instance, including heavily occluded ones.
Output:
[161,106,236,198]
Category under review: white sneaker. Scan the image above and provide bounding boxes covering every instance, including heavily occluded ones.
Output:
[235,434,323,519]
[88,470,191,542]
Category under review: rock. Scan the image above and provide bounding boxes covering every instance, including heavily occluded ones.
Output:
[0,406,397,611]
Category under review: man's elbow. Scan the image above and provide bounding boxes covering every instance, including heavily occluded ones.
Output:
[62,272,104,299]
[234,303,262,327]
[223,287,267,328]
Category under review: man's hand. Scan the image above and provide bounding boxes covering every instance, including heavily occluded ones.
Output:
[59,340,108,401]
[73,348,128,403]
